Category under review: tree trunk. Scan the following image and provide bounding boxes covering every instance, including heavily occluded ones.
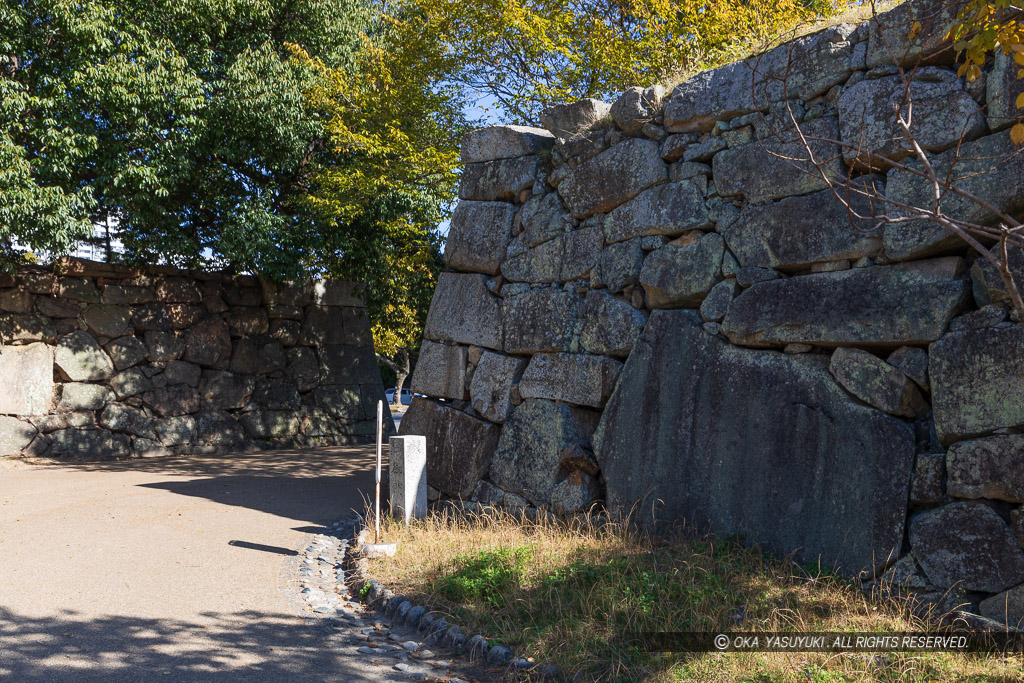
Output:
[392,348,410,405]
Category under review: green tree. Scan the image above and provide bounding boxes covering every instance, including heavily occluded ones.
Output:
[0,0,367,273]
[296,1,467,401]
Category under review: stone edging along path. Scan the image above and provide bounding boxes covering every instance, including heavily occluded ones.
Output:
[287,512,558,681]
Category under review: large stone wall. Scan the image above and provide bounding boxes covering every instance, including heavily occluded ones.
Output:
[0,258,390,460]
[401,0,1024,627]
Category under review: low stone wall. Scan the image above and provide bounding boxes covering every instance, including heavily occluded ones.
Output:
[0,258,390,460]
[401,0,1024,627]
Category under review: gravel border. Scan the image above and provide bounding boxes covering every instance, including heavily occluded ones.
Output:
[286,512,497,682]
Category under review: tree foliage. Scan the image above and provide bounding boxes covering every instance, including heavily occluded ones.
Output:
[1,0,465,360]
[0,0,368,273]
[410,0,852,124]
[296,1,466,358]
[948,0,1024,143]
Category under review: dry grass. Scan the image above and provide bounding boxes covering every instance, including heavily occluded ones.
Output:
[365,506,1022,682]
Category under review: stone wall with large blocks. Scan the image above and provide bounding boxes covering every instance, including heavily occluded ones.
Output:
[0,258,390,460]
[401,0,1024,628]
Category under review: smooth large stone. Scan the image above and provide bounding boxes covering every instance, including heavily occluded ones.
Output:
[461,125,555,164]
[721,186,883,270]
[423,273,502,351]
[987,50,1024,132]
[0,416,37,456]
[557,138,667,219]
[639,233,724,308]
[602,181,710,244]
[55,331,114,381]
[930,324,1024,444]
[828,347,927,418]
[883,129,1024,261]
[838,71,985,171]
[579,290,647,358]
[722,259,970,347]
[713,117,844,203]
[664,24,855,133]
[399,397,501,499]
[910,501,1024,592]
[947,435,1024,503]
[518,353,622,409]
[410,341,467,401]
[502,289,577,354]
[444,201,515,275]
[469,351,527,424]
[594,310,915,577]
[489,399,600,507]
[0,343,52,415]
[459,157,539,202]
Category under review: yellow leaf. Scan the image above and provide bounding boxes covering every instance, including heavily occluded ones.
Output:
[907,20,922,40]
[1012,42,1024,53]
[1016,92,1024,110]
[1011,122,1024,146]
[1015,51,1024,66]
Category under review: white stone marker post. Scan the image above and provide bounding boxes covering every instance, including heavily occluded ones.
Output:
[389,435,427,524]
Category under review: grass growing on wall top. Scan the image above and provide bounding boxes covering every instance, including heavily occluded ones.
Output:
[366,506,1022,682]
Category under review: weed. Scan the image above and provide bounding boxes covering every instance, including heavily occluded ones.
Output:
[433,546,533,607]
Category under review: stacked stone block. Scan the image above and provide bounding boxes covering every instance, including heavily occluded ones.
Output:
[402,0,1024,627]
[0,258,389,460]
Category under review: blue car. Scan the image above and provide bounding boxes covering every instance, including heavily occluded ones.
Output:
[385,388,413,405]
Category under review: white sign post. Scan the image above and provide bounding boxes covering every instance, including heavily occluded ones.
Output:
[389,435,427,524]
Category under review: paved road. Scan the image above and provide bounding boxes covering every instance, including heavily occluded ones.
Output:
[0,447,415,682]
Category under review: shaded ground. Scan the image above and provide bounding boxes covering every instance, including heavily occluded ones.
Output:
[0,447,407,682]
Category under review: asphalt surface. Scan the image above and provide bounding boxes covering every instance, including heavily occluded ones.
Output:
[0,446,406,682]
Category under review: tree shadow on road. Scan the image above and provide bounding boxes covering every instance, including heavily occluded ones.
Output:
[34,446,381,530]
[0,606,411,683]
